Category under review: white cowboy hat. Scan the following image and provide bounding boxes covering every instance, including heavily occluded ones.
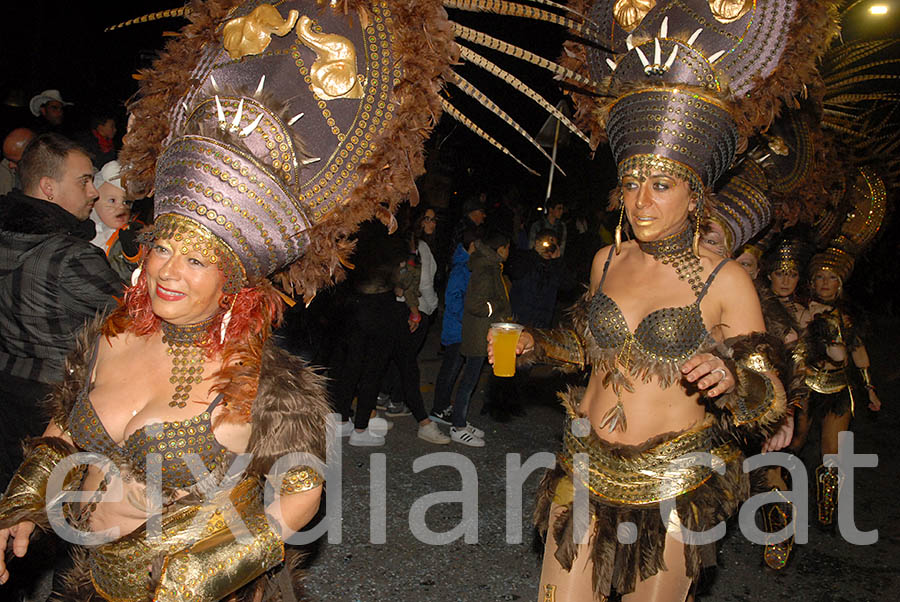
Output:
[29,89,73,117]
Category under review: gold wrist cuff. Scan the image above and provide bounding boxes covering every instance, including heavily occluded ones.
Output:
[859,367,874,389]
[0,438,75,530]
[717,340,787,427]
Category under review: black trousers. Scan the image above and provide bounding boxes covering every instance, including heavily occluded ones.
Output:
[333,292,400,430]
[0,373,53,490]
[385,305,433,422]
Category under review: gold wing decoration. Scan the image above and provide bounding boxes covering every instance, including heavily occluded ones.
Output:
[223,4,300,59]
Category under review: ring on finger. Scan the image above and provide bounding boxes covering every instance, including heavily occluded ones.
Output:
[710,367,727,381]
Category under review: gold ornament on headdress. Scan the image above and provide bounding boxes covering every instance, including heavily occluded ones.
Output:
[223,4,300,59]
[614,0,657,32]
[708,0,753,24]
[296,15,365,101]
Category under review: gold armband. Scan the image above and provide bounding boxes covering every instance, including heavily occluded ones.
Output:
[154,478,284,602]
[525,328,585,371]
[0,437,76,530]
[278,466,323,495]
[859,366,875,390]
[716,335,787,428]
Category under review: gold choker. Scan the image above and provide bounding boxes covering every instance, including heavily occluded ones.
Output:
[638,227,704,296]
[160,318,214,408]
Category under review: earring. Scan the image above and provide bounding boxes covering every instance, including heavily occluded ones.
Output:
[692,197,702,258]
[614,191,625,255]
[219,295,237,344]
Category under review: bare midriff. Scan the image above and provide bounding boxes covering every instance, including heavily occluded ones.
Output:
[579,369,706,445]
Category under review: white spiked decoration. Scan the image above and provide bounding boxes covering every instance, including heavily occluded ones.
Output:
[239,113,264,138]
[654,38,662,66]
[219,307,232,344]
[210,74,220,92]
[660,16,668,39]
[230,98,244,132]
[635,46,651,69]
[687,28,703,46]
[255,75,266,97]
[182,101,189,113]
[300,156,321,166]
[626,34,634,51]
[606,58,618,71]
[707,50,726,63]
[215,95,226,129]
[287,112,304,126]
[130,265,142,287]
[665,45,679,70]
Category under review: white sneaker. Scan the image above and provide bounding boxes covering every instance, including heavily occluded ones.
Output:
[451,426,485,447]
[418,421,451,444]
[349,429,385,447]
[337,421,354,437]
[465,423,485,439]
[368,416,393,436]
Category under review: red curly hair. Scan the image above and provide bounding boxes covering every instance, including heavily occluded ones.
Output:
[102,269,285,423]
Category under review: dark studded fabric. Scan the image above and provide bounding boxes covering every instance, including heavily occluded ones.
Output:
[68,340,229,490]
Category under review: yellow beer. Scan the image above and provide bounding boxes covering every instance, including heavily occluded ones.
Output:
[491,323,524,377]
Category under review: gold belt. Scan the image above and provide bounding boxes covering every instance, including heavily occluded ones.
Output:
[805,366,848,394]
[557,414,741,507]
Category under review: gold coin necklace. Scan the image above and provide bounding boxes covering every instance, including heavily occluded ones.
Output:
[160,318,214,408]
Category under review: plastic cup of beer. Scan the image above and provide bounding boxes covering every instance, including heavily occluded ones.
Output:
[491,322,524,377]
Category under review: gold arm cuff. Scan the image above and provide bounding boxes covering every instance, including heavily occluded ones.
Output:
[527,328,585,371]
[859,366,874,389]
[153,479,284,602]
[278,466,323,495]
[0,438,75,530]
[717,342,787,427]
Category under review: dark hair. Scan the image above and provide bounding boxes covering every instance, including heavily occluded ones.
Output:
[482,230,510,251]
[461,225,480,250]
[535,228,558,242]
[18,133,89,194]
[90,112,117,130]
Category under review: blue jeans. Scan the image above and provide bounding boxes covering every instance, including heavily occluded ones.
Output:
[451,355,486,428]
[432,342,464,415]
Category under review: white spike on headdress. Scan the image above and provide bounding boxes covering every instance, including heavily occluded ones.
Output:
[626,35,634,51]
[287,112,304,126]
[707,50,726,63]
[687,28,703,46]
[239,113,264,138]
[215,95,225,125]
[665,45,679,70]
[255,75,266,96]
[210,74,220,92]
[635,46,650,68]
[300,156,321,166]
[654,38,662,66]
[231,98,244,131]
[606,58,617,71]
[660,17,668,39]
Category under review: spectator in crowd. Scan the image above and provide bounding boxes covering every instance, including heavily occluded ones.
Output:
[382,208,450,443]
[528,200,567,256]
[28,89,72,135]
[430,226,479,424]
[507,229,575,330]
[450,195,486,253]
[454,230,512,445]
[89,160,142,282]
[0,133,122,488]
[0,128,34,196]
[78,111,119,169]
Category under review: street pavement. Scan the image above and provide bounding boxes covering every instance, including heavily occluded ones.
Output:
[300,317,900,602]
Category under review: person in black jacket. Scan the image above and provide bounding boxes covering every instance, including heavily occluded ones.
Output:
[507,229,575,329]
[0,133,122,488]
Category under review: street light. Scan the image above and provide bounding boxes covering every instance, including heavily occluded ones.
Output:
[869,4,889,14]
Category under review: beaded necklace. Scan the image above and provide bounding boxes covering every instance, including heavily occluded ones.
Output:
[160,317,215,408]
[638,225,704,296]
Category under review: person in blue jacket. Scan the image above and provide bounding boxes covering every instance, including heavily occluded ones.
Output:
[429,227,479,424]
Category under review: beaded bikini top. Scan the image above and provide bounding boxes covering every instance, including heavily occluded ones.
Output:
[577,247,728,390]
[67,338,230,491]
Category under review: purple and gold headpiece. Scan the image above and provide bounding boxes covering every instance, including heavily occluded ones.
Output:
[709,160,772,255]
[560,0,838,195]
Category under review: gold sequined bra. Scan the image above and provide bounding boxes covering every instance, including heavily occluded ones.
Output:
[68,339,230,490]
[588,247,728,383]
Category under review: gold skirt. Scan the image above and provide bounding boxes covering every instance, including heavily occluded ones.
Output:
[534,391,748,598]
